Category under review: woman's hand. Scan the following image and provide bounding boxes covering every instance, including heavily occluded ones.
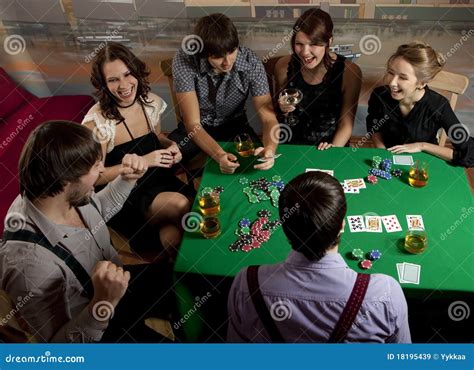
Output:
[387,143,423,154]
[143,149,174,168]
[167,142,183,164]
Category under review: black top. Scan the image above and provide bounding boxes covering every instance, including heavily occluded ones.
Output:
[284,54,346,145]
[366,85,474,167]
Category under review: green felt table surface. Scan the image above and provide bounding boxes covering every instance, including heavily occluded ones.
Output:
[174,145,474,294]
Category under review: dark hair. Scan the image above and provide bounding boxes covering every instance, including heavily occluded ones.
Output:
[19,121,102,200]
[195,13,239,58]
[387,41,445,84]
[291,8,334,72]
[90,42,151,122]
[279,171,346,261]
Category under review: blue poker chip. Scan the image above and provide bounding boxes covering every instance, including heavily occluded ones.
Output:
[239,218,251,227]
[369,250,382,260]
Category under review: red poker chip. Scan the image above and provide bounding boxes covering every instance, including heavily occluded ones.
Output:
[360,260,372,270]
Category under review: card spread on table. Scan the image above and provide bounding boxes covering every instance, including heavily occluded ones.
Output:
[382,215,402,232]
[305,168,334,176]
[365,215,383,232]
[397,263,421,284]
[347,215,365,232]
[345,178,366,189]
[406,215,425,231]
[393,155,414,165]
[341,182,360,194]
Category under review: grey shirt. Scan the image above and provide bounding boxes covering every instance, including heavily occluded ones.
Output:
[172,46,269,127]
[0,177,134,343]
[227,251,411,343]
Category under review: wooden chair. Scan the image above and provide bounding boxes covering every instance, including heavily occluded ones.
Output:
[160,58,207,188]
[427,70,469,147]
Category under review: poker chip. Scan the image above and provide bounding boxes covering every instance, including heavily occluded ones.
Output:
[228,243,240,252]
[239,177,249,184]
[352,248,364,260]
[213,186,224,194]
[360,260,373,270]
[372,156,382,168]
[258,209,272,218]
[369,250,382,260]
[392,169,403,178]
[367,175,378,184]
[381,159,392,172]
[272,175,282,182]
[201,187,213,196]
[368,168,392,180]
[239,218,251,227]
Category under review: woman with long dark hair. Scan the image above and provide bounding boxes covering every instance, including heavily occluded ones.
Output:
[83,42,192,258]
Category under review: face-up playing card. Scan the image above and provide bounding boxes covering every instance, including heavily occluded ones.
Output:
[401,263,421,284]
[406,215,425,231]
[306,168,334,176]
[393,155,414,165]
[340,182,360,194]
[382,215,403,232]
[347,215,365,232]
[365,216,382,232]
[396,263,405,282]
[344,178,366,189]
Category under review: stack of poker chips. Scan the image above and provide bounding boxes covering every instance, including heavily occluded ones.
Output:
[241,176,285,207]
[230,210,281,253]
[351,248,382,270]
[369,156,392,180]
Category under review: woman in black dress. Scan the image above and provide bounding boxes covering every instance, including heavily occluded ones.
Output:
[83,42,193,257]
[274,8,362,150]
[367,42,473,167]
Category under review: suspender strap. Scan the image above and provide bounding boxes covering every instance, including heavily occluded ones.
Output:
[247,265,285,343]
[2,230,94,299]
[328,273,371,343]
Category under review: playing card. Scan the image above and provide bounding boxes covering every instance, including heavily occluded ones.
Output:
[382,215,402,232]
[340,182,360,194]
[406,215,425,231]
[344,178,366,189]
[257,154,282,162]
[347,215,365,232]
[393,155,414,165]
[396,263,405,282]
[401,263,421,284]
[365,216,382,232]
[305,168,334,176]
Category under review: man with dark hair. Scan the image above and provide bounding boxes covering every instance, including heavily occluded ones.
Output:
[0,121,172,343]
[227,172,411,343]
[169,13,280,174]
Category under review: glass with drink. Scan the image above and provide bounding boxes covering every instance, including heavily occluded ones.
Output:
[408,160,429,188]
[198,192,220,217]
[278,88,303,126]
[200,216,221,239]
[404,229,428,254]
[235,133,255,157]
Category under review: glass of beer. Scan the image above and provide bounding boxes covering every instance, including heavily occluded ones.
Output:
[408,160,428,188]
[235,133,255,157]
[404,230,428,254]
[200,217,221,239]
[198,192,220,217]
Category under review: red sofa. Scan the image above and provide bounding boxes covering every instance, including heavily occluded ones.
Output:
[0,68,95,234]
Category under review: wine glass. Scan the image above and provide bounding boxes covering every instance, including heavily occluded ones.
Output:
[234,133,255,157]
[278,88,303,126]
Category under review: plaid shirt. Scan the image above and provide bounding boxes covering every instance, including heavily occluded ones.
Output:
[172,46,269,127]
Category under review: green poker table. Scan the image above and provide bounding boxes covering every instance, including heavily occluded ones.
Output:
[173,144,474,342]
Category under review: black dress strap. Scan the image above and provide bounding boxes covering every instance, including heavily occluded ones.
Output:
[116,100,154,141]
